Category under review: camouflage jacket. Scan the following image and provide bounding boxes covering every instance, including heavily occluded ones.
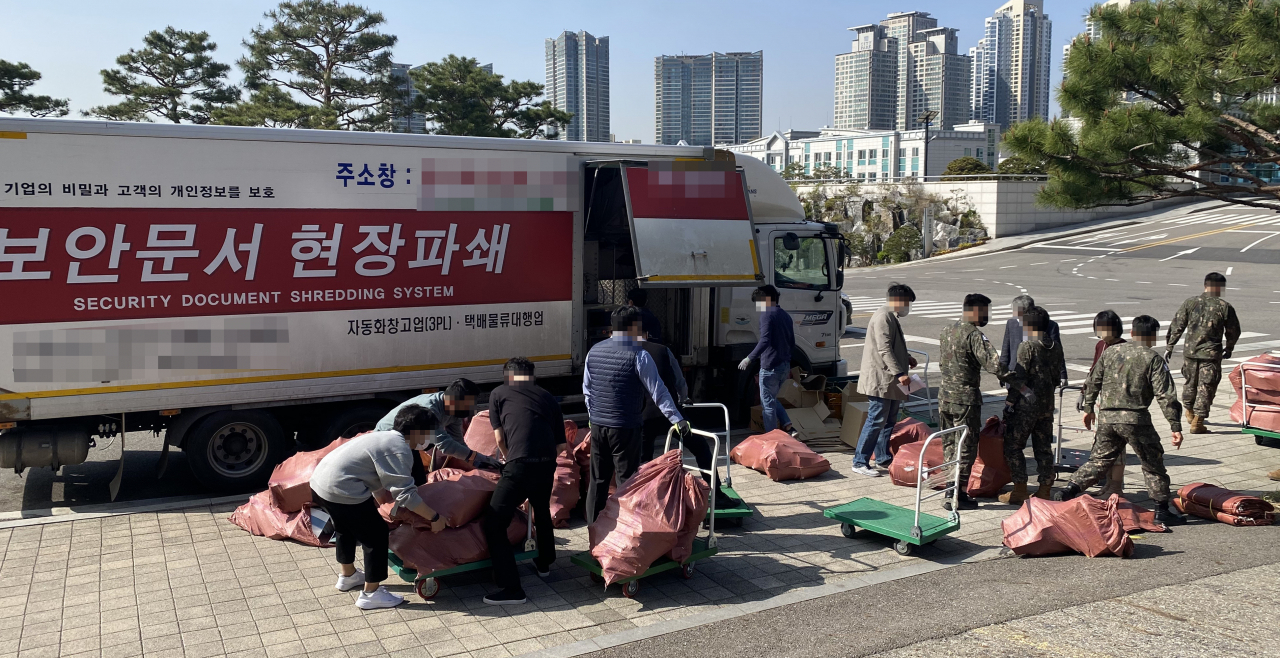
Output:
[938,320,1007,405]
[1006,338,1066,415]
[1083,341,1182,431]
[1167,293,1241,361]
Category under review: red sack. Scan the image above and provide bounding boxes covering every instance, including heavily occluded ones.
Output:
[1229,354,1280,432]
[267,436,357,512]
[229,491,332,547]
[1001,494,1134,558]
[888,418,932,457]
[968,416,1011,498]
[1174,498,1276,526]
[550,449,581,528]
[462,410,500,458]
[1114,500,1168,533]
[588,450,709,586]
[729,430,831,481]
[1176,483,1275,520]
[888,417,1010,497]
[572,428,593,471]
[405,467,500,527]
[388,515,528,574]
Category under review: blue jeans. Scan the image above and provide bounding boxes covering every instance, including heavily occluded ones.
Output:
[759,362,792,432]
[853,396,901,468]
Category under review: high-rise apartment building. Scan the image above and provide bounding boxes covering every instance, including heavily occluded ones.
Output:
[833,25,899,131]
[545,31,610,142]
[903,27,973,130]
[654,51,762,146]
[390,63,426,134]
[970,0,1053,130]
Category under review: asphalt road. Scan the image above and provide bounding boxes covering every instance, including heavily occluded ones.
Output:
[839,202,1280,407]
[588,522,1280,658]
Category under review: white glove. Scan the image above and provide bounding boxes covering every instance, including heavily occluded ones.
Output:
[738,357,752,371]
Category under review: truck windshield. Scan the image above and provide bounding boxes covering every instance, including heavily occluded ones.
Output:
[773,236,831,290]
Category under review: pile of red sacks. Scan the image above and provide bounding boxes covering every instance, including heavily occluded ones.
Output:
[228,436,356,547]
[588,450,709,586]
[729,430,831,481]
[1173,483,1276,526]
[1229,353,1280,434]
[889,416,1011,498]
[1001,494,1168,558]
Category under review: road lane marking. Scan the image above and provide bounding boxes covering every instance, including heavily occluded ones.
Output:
[1158,247,1200,262]
[1226,267,1233,275]
[1120,221,1268,252]
[1231,231,1280,252]
[1029,262,1048,265]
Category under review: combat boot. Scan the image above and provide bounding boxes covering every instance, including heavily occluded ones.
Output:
[997,482,1029,505]
[1184,408,1194,426]
[943,491,978,511]
[1154,501,1187,527]
[1189,415,1210,434]
[1052,482,1082,502]
[1033,483,1053,500]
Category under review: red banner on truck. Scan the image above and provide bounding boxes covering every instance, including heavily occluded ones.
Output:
[0,208,573,325]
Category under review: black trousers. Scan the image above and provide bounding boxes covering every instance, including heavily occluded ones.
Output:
[586,424,641,523]
[310,489,389,583]
[482,460,557,591]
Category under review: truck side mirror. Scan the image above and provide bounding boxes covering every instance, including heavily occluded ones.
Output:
[782,232,800,251]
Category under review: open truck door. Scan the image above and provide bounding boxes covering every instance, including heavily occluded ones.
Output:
[620,162,762,287]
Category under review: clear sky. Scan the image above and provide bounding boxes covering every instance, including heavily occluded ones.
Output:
[2,0,1099,140]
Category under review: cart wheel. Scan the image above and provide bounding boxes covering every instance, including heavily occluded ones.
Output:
[680,563,695,580]
[622,580,640,598]
[893,541,914,556]
[840,523,856,538]
[415,577,440,600]
[726,517,744,528]
[1257,436,1265,446]
[589,572,604,584]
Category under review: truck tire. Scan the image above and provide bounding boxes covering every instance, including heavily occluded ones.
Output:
[318,404,389,448]
[184,410,289,492]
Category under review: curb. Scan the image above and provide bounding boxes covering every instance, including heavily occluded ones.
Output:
[0,494,250,529]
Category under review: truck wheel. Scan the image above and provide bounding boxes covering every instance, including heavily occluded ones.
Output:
[184,410,288,491]
[317,404,388,448]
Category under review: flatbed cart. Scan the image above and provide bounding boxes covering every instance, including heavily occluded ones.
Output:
[570,426,722,598]
[682,402,753,526]
[388,509,539,601]
[1241,359,1280,446]
[823,426,966,556]
[1054,384,1091,473]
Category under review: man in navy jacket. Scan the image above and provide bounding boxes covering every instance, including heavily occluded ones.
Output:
[739,285,796,433]
[1000,295,1068,385]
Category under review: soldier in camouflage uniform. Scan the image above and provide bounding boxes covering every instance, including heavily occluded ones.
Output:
[938,293,1007,509]
[1056,315,1186,526]
[1165,272,1241,434]
[998,307,1066,505]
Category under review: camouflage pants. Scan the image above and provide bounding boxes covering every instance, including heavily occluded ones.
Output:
[939,402,982,485]
[1181,357,1222,418]
[1002,402,1056,486]
[1069,423,1171,502]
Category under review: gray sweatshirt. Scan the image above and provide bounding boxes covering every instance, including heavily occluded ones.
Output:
[309,431,425,513]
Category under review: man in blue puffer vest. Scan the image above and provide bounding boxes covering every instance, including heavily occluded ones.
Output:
[583,306,689,522]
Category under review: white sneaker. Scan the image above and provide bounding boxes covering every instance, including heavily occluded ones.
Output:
[355,586,404,610]
[335,570,365,592]
[851,465,880,478]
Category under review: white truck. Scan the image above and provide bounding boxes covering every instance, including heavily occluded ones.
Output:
[0,118,848,493]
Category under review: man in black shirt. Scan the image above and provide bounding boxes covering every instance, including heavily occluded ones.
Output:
[639,336,688,461]
[481,357,568,606]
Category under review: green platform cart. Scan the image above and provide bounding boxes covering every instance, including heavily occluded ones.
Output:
[389,510,539,601]
[1241,359,1280,446]
[571,426,723,598]
[682,402,753,526]
[824,426,966,556]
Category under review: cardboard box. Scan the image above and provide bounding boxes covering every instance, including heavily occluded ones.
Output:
[777,379,805,408]
[839,401,872,449]
[825,383,869,420]
[789,400,843,441]
[750,405,764,433]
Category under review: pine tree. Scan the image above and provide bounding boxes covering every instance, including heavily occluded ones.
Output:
[86,27,238,123]
[0,61,69,117]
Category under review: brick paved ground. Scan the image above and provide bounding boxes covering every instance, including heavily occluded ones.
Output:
[2,379,1276,658]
